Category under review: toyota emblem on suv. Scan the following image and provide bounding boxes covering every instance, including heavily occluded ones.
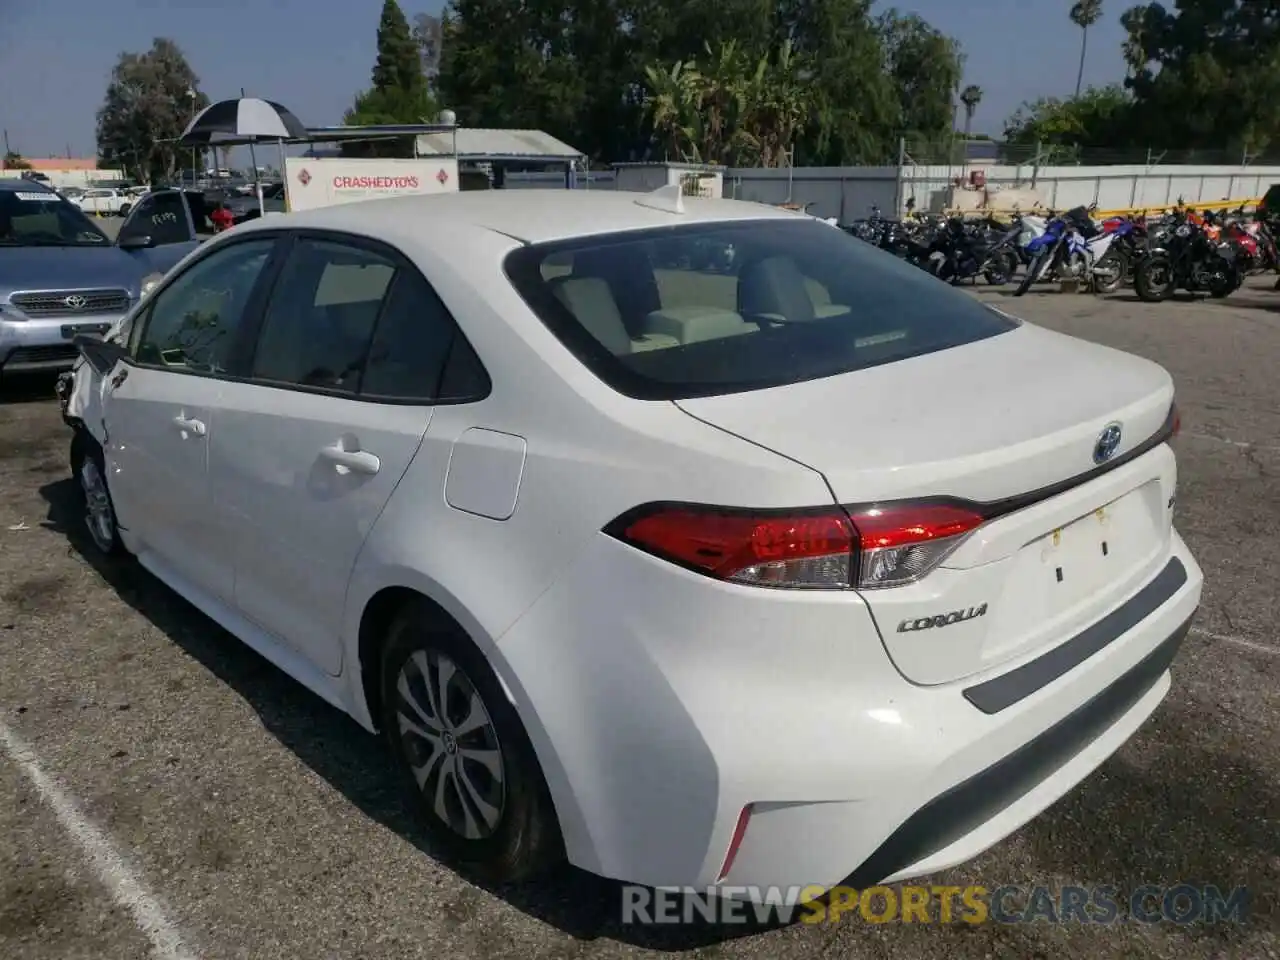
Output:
[63,294,88,310]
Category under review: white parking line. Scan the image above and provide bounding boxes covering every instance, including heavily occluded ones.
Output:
[1190,626,1277,657]
[0,720,199,960]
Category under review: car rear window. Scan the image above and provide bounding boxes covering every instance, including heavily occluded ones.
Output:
[503,217,1018,400]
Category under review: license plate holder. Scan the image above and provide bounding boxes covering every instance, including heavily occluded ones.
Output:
[60,322,112,340]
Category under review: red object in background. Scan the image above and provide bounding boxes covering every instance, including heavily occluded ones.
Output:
[1101,217,1126,233]
[210,207,235,232]
[969,169,986,188]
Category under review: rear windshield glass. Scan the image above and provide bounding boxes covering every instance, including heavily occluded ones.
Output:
[503,217,1018,400]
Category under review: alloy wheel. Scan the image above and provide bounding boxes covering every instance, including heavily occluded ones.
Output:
[394,649,506,840]
[78,458,116,553]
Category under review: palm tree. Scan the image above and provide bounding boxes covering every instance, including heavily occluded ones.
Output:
[959,85,983,140]
[1071,0,1104,97]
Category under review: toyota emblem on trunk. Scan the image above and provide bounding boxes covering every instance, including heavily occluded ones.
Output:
[1093,423,1123,464]
[63,294,87,310]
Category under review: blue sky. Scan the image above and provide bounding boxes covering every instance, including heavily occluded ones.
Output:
[1,0,1129,162]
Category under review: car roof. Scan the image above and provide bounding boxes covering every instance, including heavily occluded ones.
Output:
[0,178,54,193]
[268,189,810,245]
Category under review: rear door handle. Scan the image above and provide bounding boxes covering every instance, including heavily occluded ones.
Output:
[172,415,206,437]
[318,445,380,475]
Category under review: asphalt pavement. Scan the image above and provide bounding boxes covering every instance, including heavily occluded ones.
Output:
[94,217,122,241]
[0,278,1277,960]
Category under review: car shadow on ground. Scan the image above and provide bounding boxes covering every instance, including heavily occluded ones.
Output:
[37,477,783,950]
[0,374,60,406]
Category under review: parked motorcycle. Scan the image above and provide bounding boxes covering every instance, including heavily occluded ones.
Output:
[1014,206,1124,296]
[926,215,1017,285]
[1134,210,1241,301]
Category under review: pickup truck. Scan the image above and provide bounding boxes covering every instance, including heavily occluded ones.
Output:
[75,188,133,217]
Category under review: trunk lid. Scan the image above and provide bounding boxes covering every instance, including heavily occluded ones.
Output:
[676,323,1178,685]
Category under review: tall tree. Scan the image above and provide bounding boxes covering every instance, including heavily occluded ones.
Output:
[1119,4,1150,78]
[959,85,983,140]
[878,11,966,153]
[435,0,962,165]
[372,0,425,98]
[412,12,444,87]
[95,39,208,183]
[782,0,898,165]
[1003,84,1134,147]
[1070,0,1105,96]
[1121,0,1280,154]
[344,0,439,156]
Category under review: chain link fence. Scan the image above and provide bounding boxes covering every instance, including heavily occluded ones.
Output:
[902,138,1280,170]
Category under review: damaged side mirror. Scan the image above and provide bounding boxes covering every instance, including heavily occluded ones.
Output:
[74,334,130,376]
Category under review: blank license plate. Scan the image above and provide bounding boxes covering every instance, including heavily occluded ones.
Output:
[61,322,112,339]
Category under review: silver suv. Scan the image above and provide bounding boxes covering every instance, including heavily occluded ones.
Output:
[0,180,208,377]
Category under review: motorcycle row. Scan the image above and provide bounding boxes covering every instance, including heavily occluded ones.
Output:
[845,201,1280,301]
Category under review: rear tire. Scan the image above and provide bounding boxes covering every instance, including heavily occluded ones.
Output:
[983,249,1017,286]
[1208,263,1239,298]
[379,602,563,883]
[118,204,131,218]
[70,431,126,556]
[1091,249,1127,295]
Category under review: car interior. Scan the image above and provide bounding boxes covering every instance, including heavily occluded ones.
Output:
[544,243,852,356]
[252,246,394,390]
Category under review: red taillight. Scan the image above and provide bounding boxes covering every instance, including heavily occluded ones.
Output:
[607,500,986,590]
[846,503,986,589]
[610,506,855,588]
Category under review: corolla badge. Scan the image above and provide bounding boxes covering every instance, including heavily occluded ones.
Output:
[1093,422,1123,464]
[63,294,87,310]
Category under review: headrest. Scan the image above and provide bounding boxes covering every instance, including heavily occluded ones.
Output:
[548,276,631,355]
[737,256,815,323]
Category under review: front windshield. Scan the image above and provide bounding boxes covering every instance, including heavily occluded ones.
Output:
[0,190,110,247]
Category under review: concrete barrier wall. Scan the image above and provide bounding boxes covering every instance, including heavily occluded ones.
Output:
[0,168,127,187]
[504,164,1280,221]
[902,164,1280,215]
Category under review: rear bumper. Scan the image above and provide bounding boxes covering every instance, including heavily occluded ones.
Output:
[493,529,1203,895]
[0,314,121,373]
[845,612,1191,889]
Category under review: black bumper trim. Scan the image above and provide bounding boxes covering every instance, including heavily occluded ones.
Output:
[841,613,1193,890]
[963,556,1188,715]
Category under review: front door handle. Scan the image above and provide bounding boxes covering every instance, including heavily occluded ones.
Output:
[172,415,206,437]
[318,444,380,475]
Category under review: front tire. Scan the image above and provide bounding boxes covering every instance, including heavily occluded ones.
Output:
[1135,254,1175,302]
[118,204,131,218]
[70,431,125,556]
[1014,251,1047,296]
[379,603,563,883]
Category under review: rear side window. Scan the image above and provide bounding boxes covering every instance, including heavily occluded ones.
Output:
[504,218,1017,400]
[251,239,394,392]
[249,235,488,402]
[359,268,456,400]
[143,192,192,245]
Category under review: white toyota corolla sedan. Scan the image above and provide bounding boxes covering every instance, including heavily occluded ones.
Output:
[59,187,1202,899]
